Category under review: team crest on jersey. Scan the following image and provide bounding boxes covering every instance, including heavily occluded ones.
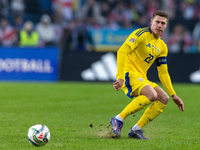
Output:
[129,38,135,43]
[152,45,156,49]
[157,47,160,54]
[137,77,144,81]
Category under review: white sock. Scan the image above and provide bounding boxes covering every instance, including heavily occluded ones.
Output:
[132,124,141,131]
[115,114,124,122]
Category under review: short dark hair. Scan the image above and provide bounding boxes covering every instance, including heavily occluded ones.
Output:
[152,10,168,20]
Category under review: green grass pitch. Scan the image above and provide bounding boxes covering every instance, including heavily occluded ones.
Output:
[0,82,199,150]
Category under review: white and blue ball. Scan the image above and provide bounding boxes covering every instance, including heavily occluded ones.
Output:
[27,124,50,146]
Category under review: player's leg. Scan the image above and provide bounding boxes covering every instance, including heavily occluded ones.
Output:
[110,70,159,137]
[119,85,157,120]
[154,86,169,105]
[136,86,169,128]
[110,84,156,138]
[129,85,169,139]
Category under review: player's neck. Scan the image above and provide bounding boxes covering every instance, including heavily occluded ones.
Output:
[150,27,160,39]
[152,33,159,39]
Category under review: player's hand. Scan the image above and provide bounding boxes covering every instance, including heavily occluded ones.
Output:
[171,94,184,111]
[113,79,124,91]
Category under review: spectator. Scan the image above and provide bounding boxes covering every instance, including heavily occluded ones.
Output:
[36,14,55,46]
[19,21,39,47]
[52,14,63,45]
[168,24,193,53]
[13,15,24,45]
[59,21,75,51]
[13,15,24,34]
[0,17,17,47]
[71,17,94,51]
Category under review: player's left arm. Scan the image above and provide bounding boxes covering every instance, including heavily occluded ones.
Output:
[156,45,184,111]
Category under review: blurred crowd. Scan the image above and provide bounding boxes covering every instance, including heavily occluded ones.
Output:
[0,0,200,53]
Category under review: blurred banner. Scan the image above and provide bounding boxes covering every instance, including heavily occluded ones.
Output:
[0,47,58,81]
[89,28,137,52]
[60,52,200,83]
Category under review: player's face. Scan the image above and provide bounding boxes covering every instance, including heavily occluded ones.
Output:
[150,15,168,38]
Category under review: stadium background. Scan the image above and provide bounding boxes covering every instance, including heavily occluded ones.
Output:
[0,0,200,83]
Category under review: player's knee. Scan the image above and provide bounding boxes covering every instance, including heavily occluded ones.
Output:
[158,94,169,105]
[146,92,157,102]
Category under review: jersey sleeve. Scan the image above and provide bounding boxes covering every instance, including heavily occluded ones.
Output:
[156,43,176,96]
[116,30,143,80]
[116,44,131,80]
[124,28,145,51]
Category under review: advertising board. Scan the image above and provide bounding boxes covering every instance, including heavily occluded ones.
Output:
[0,47,58,81]
[60,52,200,83]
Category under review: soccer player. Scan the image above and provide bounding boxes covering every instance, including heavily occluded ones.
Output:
[110,10,184,139]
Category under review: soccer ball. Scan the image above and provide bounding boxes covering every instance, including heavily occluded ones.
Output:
[27,124,50,146]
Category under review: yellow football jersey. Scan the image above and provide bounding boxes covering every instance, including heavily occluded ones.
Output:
[116,27,176,96]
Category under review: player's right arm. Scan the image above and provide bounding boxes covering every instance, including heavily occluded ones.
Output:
[113,44,131,91]
[114,30,142,91]
[116,44,131,80]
